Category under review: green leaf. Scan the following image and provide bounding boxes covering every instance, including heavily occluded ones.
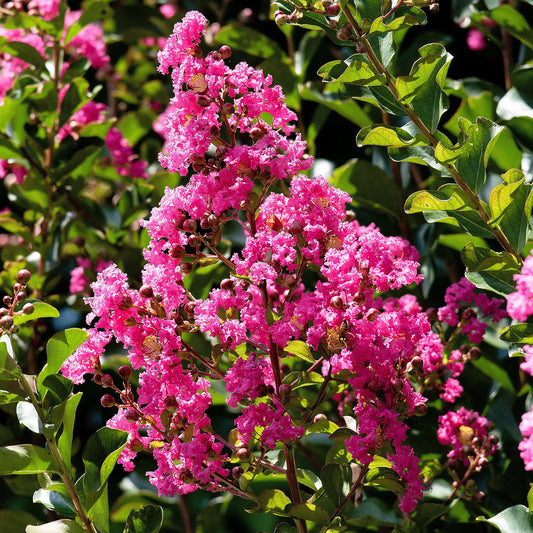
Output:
[365,466,404,496]
[58,78,90,128]
[395,43,452,132]
[249,489,291,516]
[500,323,533,344]
[461,242,521,295]
[369,6,427,35]
[319,55,384,86]
[346,497,403,527]
[412,503,447,527]
[38,328,88,394]
[284,340,315,363]
[124,505,164,533]
[490,5,533,49]
[0,389,26,405]
[82,427,128,504]
[455,117,505,194]
[215,25,285,59]
[357,124,427,148]
[286,503,330,525]
[472,357,515,393]
[13,300,59,326]
[26,520,87,533]
[1,41,45,68]
[405,184,494,238]
[489,170,533,252]
[306,417,339,436]
[43,374,74,406]
[33,487,76,517]
[477,505,533,532]
[0,336,23,380]
[16,401,43,434]
[0,444,60,475]
[330,159,403,219]
[320,463,346,506]
[58,393,82,472]
[0,510,39,532]
[0,136,22,159]
[300,84,372,127]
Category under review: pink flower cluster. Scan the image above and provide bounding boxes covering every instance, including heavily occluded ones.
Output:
[60,10,488,514]
[437,407,497,467]
[438,277,506,343]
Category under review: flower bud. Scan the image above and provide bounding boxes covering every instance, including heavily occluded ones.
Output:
[197,95,211,107]
[330,296,344,309]
[22,302,34,315]
[73,236,85,247]
[183,219,198,233]
[223,103,234,115]
[327,3,341,16]
[279,383,291,398]
[207,214,219,227]
[429,2,439,12]
[3,295,12,306]
[181,262,194,275]
[413,402,428,416]
[219,45,232,59]
[101,374,114,388]
[171,245,185,260]
[17,269,31,284]
[468,346,481,360]
[140,285,154,298]
[236,447,249,461]
[100,394,115,407]
[129,438,145,452]
[232,466,244,479]
[188,235,200,247]
[274,11,289,26]
[289,220,304,234]
[220,278,234,291]
[0,316,14,330]
[124,408,141,423]
[118,365,132,380]
[336,22,352,41]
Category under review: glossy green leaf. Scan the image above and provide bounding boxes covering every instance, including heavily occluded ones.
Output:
[215,25,285,59]
[0,136,22,159]
[16,401,42,434]
[286,503,330,525]
[461,242,521,295]
[58,78,90,128]
[306,417,339,436]
[489,170,533,252]
[490,5,533,49]
[477,505,533,532]
[343,84,407,115]
[455,117,505,194]
[43,374,74,406]
[389,144,451,176]
[284,340,315,363]
[500,323,533,344]
[33,487,76,517]
[0,336,23,380]
[330,159,403,219]
[124,504,164,533]
[26,520,87,533]
[395,43,452,132]
[369,6,426,35]
[365,466,404,495]
[0,389,25,405]
[38,328,88,394]
[13,300,59,326]
[249,489,291,516]
[58,393,82,472]
[357,124,427,148]
[0,444,60,475]
[82,427,129,498]
[412,503,447,527]
[405,184,494,238]
[318,55,384,86]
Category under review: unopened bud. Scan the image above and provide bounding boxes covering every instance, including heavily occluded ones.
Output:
[188,235,200,247]
[100,394,115,408]
[17,269,31,284]
[181,262,193,275]
[171,245,185,260]
[429,2,439,12]
[182,219,197,233]
[275,11,289,26]
[279,383,291,398]
[22,303,34,315]
[219,45,232,59]
[327,3,341,16]
[119,365,132,380]
[365,308,379,322]
[336,22,352,41]
[330,296,344,309]
[220,278,234,291]
[129,437,145,452]
[140,285,154,298]
[232,466,244,479]
[413,403,428,416]
[236,447,249,461]
[101,374,114,388]
[207,214,219,227]
[124,408,141,423]
[197,95,210,107]
[223,103,234,115]
[0,316,13,330]
[289,220,304,234]
[468,346,481,360]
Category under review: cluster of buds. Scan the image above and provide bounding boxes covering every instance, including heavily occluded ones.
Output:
[273,1,340,27]
[0,269,34,333]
